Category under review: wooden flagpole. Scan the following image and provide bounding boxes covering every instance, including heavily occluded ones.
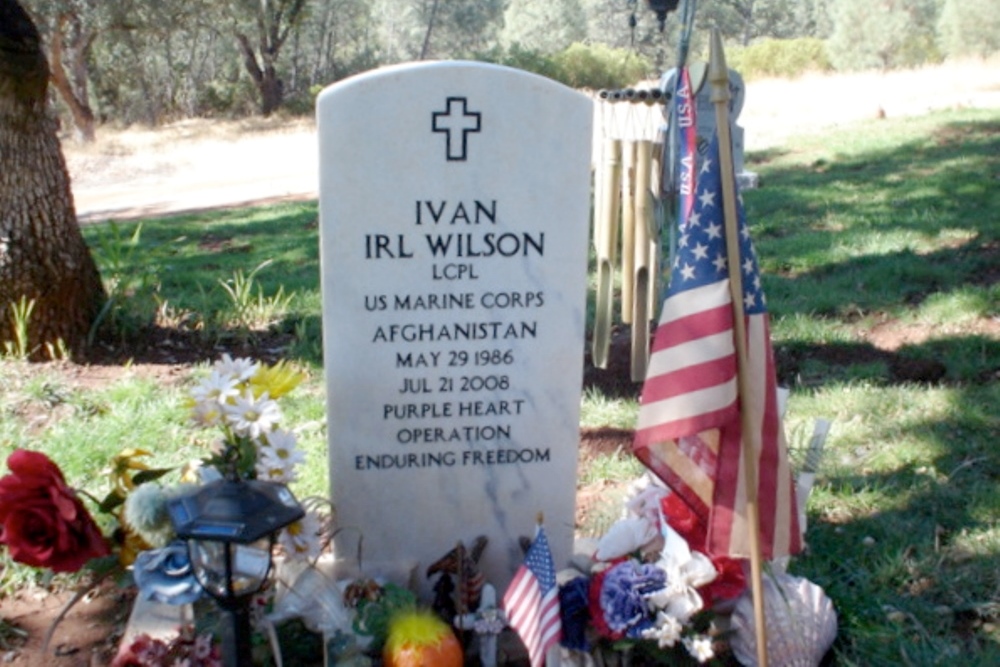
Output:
[708,28,770,667]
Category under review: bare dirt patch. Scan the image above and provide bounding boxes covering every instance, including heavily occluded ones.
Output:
[64,60,1000,224]
[1,582,133,667]
[867,317,1000,352]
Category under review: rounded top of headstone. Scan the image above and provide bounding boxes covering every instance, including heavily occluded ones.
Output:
[659,64,745,119]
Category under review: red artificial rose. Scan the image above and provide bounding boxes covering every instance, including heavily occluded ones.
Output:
[660,490,707,551]
[587,565,621,640]
[0,450,110,572]
[698,555,747,607]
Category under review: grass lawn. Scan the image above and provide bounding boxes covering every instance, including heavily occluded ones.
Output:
[1,106,998,665]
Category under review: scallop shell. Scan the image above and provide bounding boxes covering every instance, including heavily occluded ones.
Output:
[729,572,837,667]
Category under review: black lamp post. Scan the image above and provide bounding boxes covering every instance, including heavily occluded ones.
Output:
[167,477,304,667]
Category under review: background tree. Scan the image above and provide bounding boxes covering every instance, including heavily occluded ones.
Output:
[23,0,105,141]
[0,0,105,359]
[827,0,940,71]
[937,0,1000,58]
[228,0,308,116]
[369,0,503,63]
[287,0,376,99]
[500,0,588,54]
[12,0,989,129]
[414,0,504,60]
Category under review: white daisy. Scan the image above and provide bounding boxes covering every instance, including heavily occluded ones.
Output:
[255,429,305,483]
[278,512,322,562]
[190,399,224,427]
[645,612,683,649]
[223,390,280,439]
[258,428,305,467]
[684,634,715,663]
[255,448,298,484]
[189,369,239,406]
[214,354,259,383]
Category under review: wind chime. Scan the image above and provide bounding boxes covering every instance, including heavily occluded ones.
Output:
[590,0,684,381]
[591,86,666,382]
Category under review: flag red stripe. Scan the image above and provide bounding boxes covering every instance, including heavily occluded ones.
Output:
[706,422,743,555]
[634,403,734,447]
[640,354,736,404]
[651,306,733,353]
[653,275,732,325]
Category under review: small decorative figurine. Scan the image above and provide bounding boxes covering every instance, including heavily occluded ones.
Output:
[425,535,489,614]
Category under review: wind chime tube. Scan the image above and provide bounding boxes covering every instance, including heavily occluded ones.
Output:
[630,140,654,381]
[649,145,664,315]
[620,140,637,325]
[591,138,621,369]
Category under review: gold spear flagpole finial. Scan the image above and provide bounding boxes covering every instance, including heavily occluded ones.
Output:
[708,26,771,667]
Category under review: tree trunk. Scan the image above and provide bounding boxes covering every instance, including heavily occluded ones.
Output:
[419,0,441,60]
[48,11,96,142]
[233,0,306,117]
[0,0,105,360]
[235,31,284,116]
[259,63,284,116]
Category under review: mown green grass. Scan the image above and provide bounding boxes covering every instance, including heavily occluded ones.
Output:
[1,107,998,664]
[747,108,1000,664]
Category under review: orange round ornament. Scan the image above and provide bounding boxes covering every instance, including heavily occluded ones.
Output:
[383,610,463,667]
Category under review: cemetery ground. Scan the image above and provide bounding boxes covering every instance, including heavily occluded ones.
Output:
[1,63,999,665]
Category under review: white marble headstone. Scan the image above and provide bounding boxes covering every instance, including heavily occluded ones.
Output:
[317,61,593,596]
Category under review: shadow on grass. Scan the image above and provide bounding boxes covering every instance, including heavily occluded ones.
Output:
[81,201,323,368]
[742,112,1000,391]
[747,117,1000,250]
[791,374,1000,663]
[775,334,1000,387]
[798,465,1000,662]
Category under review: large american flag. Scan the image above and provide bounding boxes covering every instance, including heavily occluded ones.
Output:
[502,525,561,667]
[633,131,801,560]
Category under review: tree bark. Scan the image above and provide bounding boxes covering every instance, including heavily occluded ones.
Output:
[47,11,96,142]
[0,0,105,360]
[233,0,306,117]
[419,0,441,60]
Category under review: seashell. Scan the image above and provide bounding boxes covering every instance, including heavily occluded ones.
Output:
[730,572,837,667]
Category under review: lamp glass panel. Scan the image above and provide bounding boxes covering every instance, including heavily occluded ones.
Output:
[189,538,272,599]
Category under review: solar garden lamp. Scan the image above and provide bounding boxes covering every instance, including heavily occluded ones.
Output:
[167,476,304,667]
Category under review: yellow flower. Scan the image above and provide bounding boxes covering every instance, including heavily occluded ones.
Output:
[117,520,153,567]
[178,461,203,484]
[110,448,153,495]
[248,360,304,399]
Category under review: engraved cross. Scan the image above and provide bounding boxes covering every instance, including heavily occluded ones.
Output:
[432,97,481,162]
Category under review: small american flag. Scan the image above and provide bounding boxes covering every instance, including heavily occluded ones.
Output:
[633,131,801,560]
[502,525,561,667]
